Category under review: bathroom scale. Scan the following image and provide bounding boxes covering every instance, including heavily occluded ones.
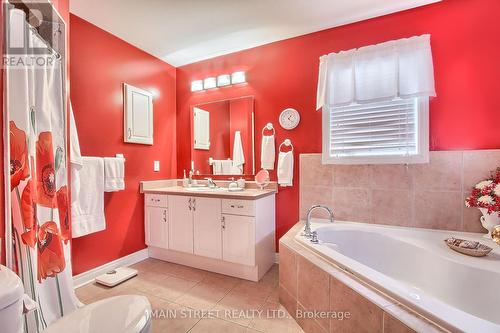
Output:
[95,267,138,287]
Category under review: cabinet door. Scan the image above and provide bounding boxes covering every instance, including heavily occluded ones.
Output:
[222,214,255,265]
[168,195,194,254]
[193,197,222,259]
[193,107,210,150]
[145,206,168,249]
[124,83,153,145]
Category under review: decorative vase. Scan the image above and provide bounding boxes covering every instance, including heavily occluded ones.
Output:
[479,208,500,239]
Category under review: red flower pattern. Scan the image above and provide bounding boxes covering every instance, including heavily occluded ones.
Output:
[56,186,70,244]
[9,121,30,191]
[37,221,66,282]
[36,132,56,208]
[20,180,38,248]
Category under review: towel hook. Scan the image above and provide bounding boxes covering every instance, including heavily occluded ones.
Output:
[279,139,294,152]
[262,122,275,136]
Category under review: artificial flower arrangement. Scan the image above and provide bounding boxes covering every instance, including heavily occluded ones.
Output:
[465,167,500,216]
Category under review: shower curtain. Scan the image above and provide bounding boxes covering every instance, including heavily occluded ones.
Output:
[8,9,78,332]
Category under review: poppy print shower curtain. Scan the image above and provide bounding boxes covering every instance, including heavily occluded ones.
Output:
[7,8,78,332]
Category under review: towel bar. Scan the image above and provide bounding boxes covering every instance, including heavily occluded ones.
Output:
[279,139,294,152]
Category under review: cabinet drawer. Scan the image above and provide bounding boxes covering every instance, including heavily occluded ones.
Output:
[145,194,168,207]
[222,199,255,216]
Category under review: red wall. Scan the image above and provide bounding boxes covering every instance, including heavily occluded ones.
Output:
[70,14,177,275]
[192,101,231,174]
[176,0,500,247]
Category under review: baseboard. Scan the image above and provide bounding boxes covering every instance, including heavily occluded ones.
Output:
[275,252,279,264]
[73,248,149,288]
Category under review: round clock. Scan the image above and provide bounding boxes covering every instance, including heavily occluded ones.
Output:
[279,108,300,130]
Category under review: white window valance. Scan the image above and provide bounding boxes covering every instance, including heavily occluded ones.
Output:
[316,34,436,109]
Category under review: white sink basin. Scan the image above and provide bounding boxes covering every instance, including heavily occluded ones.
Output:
[184,187,226,192]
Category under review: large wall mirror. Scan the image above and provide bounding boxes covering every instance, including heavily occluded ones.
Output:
[191,96,255,176]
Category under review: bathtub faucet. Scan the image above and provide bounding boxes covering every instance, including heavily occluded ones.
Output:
[303,205,334,239]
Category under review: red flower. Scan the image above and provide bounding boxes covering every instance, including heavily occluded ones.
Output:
[57,186,70,244]
[36,132,56,208]
[9,121,30,191]
[37,221,66,282]
[20,180,38,248]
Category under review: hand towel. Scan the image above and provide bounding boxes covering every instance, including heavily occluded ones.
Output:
[71,157,106,238]
[261,135,275,170]
[277,151,294,187]
[232,131,245,169]
[70,104,83,205]
[104,157,125,191]
[221,159,233,175]
[213,160,223,175]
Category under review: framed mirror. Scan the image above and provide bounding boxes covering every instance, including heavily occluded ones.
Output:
[191,96,255,176]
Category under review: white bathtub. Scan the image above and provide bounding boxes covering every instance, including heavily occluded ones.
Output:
[294,220,500,333]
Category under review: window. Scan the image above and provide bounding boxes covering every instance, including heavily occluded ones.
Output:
[317,35,435,165]
[322,97,429,164]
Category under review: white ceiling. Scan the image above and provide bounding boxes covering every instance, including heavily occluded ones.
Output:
[70,0,440,67]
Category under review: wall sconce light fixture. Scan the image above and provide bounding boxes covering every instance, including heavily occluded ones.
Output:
[191,80,203,92]
[231,71,246,84]
[203,77,217,89]
[191,71,246,92]
[217,74,231,87]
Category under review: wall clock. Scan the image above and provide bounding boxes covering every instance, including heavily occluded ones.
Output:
[279,108,300,130]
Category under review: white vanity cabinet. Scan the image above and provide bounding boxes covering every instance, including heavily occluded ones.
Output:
[144,190,276,282]
[168,195,194,254]
[193,197,223,259]
[144,194,168,249]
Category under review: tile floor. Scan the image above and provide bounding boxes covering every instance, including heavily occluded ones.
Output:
[75,259,303,333]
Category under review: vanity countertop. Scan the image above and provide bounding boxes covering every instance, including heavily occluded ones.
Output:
[142,185,276,200]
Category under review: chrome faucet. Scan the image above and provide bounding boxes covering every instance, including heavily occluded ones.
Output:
[205,177,217,188]
[303,205,334,239]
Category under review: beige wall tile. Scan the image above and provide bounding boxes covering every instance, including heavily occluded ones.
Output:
[300,154,334,188]
[463,150,500,189]
[462,203,487,233]
[383,312,416,333]
[371,165,413,190]
[333,165,371,188]
[300,185,333,220]
[330,277,383,333]
[296,303,328,333]
[332,188,371,223]
[279,285,298,319]
[413,151,462,191]
[371,190,412,226]
[413,191,462,230]
[279,244,298,298]
[297,255,330,331]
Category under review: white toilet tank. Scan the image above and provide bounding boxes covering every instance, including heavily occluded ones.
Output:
[0,265,25,333]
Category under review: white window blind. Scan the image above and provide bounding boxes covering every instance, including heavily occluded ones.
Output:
[323,97,429,164]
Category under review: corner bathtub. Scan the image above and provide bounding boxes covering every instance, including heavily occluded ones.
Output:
[294,220,500,333]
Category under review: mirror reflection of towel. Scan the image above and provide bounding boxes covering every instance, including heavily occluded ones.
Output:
[232,131,245,172]
[277,151,294,187]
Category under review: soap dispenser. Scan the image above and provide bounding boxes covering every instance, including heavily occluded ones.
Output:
[182,170,189,187]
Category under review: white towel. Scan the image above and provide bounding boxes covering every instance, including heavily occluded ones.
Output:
[221,159,233,174]
[261,135,275,170]
[213,160,223,175]
[232,131,245,169]
[277,151,294,187]
[104,157,125,191]
[69,104,83,206]
[72,157,106,238]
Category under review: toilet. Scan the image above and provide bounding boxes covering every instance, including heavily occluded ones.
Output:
[0,265,152,333]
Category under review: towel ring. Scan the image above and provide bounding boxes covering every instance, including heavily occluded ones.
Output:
[262,122,275,136]
[279,139,294,152]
